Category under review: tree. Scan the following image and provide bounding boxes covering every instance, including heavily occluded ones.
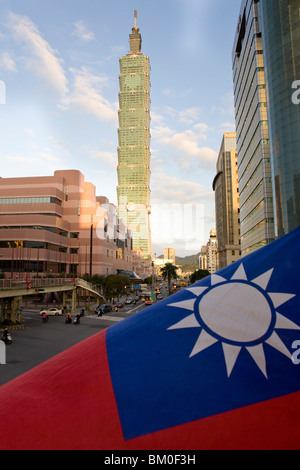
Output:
[143,276,152,285]
[160,263,179,296]
[102,275,129,302]
[91,274,105,287]
[189,269,210,285]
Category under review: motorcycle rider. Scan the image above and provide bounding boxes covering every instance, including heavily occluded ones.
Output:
[2,328,11,344]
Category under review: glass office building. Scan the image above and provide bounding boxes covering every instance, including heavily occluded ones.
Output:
[260,0,300,237]
[232,0,275,256]
[117,10,152,259]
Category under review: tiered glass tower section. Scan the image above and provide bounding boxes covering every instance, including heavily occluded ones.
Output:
[117,10,152,260]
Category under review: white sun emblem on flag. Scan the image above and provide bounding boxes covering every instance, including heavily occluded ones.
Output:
[167,263,299,378]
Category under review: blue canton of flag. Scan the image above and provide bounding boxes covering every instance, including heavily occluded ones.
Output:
[106,227,300,440]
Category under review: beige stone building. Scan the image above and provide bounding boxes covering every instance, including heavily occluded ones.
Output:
[213,132,241,269]
[199,230,217,274]
[164,248,175,265]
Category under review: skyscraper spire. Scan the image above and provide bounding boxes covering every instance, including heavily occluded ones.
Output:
[129,9,141,54]
[134,9,138,30]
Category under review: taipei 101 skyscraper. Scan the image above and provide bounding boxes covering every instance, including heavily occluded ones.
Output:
[117,10,152,260]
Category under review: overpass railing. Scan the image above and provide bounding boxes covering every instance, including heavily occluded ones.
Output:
[0,277,97,290]
[0,277,77,290]
[0,277,103,297]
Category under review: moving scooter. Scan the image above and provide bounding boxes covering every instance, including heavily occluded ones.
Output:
[74,315,80,325]
[1,332,12,344]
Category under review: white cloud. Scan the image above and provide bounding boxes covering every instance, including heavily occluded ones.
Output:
[210,91,235,117]
[72,21,95,42]
[219,121,236,133]
[24,128,36,137]
[149,168,216,255]
[152,123,216,169]
[4,140,63,169]
[48,136,69,155]
[7,12,68,96]
[5,154,40,165]
[156,106,204,128]
[151,125,174,140]
[193,122,209,139]
[151,169,214,205]
[6,12,117,123]
[150,110,165,125]
[0,52,17,71]
[150,171,212,253]
[62,66,118,122]
[151,106,216,168]
[89,150,117,168]
[162,88,192,98]
[38,151,60,162]
[178,107,201,124]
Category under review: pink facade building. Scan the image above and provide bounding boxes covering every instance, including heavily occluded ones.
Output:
[0,170,151,280]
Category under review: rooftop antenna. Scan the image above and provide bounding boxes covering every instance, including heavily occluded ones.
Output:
[132,9,139,32]
[130,9,141,52]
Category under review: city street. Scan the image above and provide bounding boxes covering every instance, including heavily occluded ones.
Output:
[0,301,147,387]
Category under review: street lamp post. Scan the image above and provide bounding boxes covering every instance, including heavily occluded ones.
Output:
[151,253,156,302]
[89,215,93,282]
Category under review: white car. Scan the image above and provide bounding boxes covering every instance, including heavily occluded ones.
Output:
[40,307,62,316]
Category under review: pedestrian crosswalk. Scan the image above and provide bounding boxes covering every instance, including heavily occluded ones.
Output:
[84,303,146,323]
[85,314,125,322]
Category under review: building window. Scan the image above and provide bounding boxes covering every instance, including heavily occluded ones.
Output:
[0,196,62,206]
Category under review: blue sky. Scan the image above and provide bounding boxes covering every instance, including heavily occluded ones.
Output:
[0,0,242,257]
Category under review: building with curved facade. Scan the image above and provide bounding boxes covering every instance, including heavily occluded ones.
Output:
[0,170,145,279]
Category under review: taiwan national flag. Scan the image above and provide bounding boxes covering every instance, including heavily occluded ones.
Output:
[0,228,300,450]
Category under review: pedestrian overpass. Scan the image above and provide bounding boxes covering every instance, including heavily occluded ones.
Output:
[0,277,105,325]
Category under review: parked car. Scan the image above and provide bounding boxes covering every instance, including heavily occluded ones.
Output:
[39,307,62,316]
[95,304,112,315]
[157,294,163,300]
